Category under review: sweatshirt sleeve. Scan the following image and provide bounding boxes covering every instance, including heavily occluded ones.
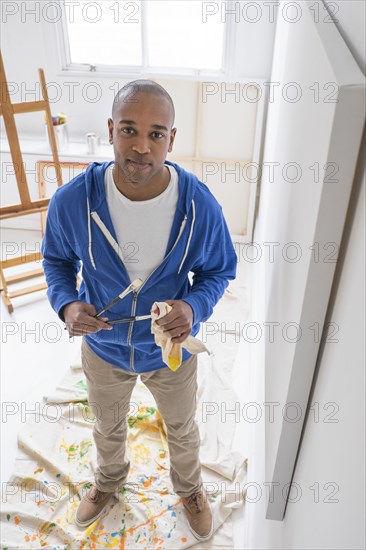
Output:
[182,205,238,325]
[41,192,81,321]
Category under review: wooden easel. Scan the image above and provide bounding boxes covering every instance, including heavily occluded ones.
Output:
[0,51,63,312]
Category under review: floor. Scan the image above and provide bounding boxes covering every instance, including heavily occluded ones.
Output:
[1,227,254,549]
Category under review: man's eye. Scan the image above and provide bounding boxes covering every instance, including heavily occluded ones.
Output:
[152,132,164,139]
[122,128,134,134]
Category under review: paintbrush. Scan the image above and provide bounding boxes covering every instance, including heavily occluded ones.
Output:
[95,278,144,318]
[107,314,152,325]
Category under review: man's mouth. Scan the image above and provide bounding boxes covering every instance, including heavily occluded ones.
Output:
[127,159,151,171]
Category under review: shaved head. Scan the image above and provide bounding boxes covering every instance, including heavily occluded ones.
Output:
[112,80,175,127]
[107,78,177,199]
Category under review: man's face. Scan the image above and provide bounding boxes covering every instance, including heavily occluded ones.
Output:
[108,91,176,186]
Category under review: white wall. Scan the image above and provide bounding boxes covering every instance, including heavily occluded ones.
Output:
[247,1,365,547]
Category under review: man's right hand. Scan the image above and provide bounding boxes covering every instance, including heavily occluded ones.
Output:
[62,301,113,337]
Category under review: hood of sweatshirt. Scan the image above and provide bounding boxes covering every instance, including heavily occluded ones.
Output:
[84,160,198,277]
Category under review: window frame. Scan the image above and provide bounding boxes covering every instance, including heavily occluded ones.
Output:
[53,0,237,80]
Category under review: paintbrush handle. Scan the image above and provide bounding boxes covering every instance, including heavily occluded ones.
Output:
[95,295,121,318]
[107,317,134,324]
[107,314,151,325]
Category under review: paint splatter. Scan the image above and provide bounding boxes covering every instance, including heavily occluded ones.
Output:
[60,438,92,461]
[128,406,157,428]
[129,444,151,466]
[76,379,88,392]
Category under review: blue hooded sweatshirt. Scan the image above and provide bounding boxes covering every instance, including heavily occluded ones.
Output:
[41,160,237,373]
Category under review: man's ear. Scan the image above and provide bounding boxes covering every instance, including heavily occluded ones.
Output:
[168,127,177,152]
[108,118,114,143]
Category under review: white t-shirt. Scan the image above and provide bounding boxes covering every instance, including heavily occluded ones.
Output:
[104,163,179,282]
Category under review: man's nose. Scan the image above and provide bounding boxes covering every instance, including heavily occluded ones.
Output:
[132,137,151,154]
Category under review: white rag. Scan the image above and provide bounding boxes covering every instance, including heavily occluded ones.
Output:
[150,301,211,371]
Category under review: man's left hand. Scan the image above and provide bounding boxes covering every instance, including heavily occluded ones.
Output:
[155,300,194,344]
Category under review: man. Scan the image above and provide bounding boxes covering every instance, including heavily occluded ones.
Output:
[41,80,237,540]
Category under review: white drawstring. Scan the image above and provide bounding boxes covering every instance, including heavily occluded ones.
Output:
[178,199,195,274]
[87,196,96,270]
[90,211,126,266]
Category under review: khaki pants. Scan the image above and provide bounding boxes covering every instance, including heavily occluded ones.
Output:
[81,338,203,497]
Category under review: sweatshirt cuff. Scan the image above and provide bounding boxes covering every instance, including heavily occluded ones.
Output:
[48,291,80,322]
[181,294,205,326]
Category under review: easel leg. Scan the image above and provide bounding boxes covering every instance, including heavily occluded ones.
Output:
[0,264,13,313]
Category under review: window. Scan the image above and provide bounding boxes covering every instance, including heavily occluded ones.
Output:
[59,0,227,74]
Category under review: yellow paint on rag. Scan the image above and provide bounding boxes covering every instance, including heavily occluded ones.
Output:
[150,301,211,371]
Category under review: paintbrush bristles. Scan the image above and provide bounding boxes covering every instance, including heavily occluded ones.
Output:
[118,278,143,299]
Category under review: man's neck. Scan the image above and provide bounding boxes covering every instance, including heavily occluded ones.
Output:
[112,164,170,201]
